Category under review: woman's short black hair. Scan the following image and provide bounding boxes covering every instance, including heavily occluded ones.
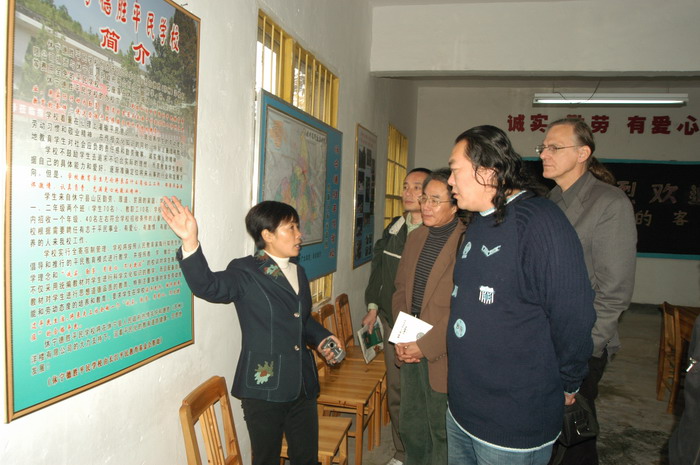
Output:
[245,201,300,250]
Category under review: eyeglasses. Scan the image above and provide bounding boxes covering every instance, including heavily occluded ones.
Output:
[535,144,582,155]
[417,195,452,207]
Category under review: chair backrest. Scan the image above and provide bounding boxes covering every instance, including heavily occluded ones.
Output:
[675,303,700,342]
[313,304,337,376]
[318,303,337,334]
[179,376,243,465]
[334,293,355,347]
[662,302,681,350]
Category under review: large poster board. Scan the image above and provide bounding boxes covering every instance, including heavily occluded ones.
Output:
[257,91,342,280]
[352,124,376,268]
[5,0,199,420]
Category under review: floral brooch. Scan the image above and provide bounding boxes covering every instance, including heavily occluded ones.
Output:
[257,250,283,278]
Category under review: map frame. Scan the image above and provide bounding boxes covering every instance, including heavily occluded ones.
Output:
[256,91,342,280]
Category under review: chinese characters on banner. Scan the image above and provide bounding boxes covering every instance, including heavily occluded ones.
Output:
[353,125,377,269]
[606,162,700,257]
[507,113,699,135]
[7,0,199,419]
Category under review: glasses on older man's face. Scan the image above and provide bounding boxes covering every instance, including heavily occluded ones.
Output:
[417,195,452,208]
[535,144,582,155]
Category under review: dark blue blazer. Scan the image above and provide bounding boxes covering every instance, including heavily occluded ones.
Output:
[177,246,331,402]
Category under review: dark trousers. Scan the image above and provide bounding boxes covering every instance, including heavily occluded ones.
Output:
[399,359,448,465]
[382,317,406,461]
[669,317,700,465]
[241,395,318,465]
[550,350,608,465]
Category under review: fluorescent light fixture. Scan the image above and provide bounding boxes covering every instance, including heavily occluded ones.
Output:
[533,93,689,105]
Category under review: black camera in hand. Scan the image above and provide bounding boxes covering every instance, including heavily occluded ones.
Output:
[321,337,345,364]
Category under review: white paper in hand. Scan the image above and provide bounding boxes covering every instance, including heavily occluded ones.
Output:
[389,311,433,344]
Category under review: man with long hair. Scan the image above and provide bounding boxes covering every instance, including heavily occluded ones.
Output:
[445,125,595,465]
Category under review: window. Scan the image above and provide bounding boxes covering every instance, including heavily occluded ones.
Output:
[384,125,409,227]
[256,10,339,304]
[256,12,338,125]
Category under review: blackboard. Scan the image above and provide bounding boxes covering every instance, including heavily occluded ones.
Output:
[524,160,700,259]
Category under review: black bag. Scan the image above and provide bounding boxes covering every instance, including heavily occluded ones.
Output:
[558,393,599,447]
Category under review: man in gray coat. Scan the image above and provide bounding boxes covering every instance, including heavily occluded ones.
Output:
[539,118,637,465]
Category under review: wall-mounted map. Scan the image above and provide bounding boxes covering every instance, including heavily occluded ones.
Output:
[263,107,327,244]
[257,91,342,280]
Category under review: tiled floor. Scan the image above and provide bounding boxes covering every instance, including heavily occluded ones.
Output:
[348,304,680,465]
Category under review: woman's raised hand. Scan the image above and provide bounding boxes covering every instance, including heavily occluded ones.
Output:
[160,196,199,252]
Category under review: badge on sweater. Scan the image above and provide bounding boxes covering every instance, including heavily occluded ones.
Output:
[454,319,466,338]
[481,244,501,257]
[461,241,471,259]
[479,285,495,305]
[254,361,274,384]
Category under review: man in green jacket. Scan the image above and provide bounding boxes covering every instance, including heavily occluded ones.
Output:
[363,167,430,465]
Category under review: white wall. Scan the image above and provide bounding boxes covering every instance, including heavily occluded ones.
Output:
[413,78,700,306]
[0,1,416,463]
[371,0,700,76]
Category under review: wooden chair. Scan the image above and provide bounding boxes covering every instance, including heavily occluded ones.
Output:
[317,303,386,392]
[657,302,683,413]
[677,304,700,346]
[281,414,352,465]
[657,302,700,414]
[313,305,382,465]
[334,293,385,364]
[179,375,243,465]
[181,375,353,465]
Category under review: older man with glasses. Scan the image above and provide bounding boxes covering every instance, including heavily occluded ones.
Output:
[392,168,467,465]
[539,118,637,465]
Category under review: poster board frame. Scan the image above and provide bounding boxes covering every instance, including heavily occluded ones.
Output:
[352,124,376,269]
[5,0,200,421]
[256,90,342,280]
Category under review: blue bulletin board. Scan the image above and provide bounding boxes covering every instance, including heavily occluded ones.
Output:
[257,91,342,280]
[6,0,199,420]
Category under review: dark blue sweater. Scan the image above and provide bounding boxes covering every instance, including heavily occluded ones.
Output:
[447,194,595,449]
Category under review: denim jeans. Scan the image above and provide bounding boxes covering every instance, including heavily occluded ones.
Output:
[447,408,554,465]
